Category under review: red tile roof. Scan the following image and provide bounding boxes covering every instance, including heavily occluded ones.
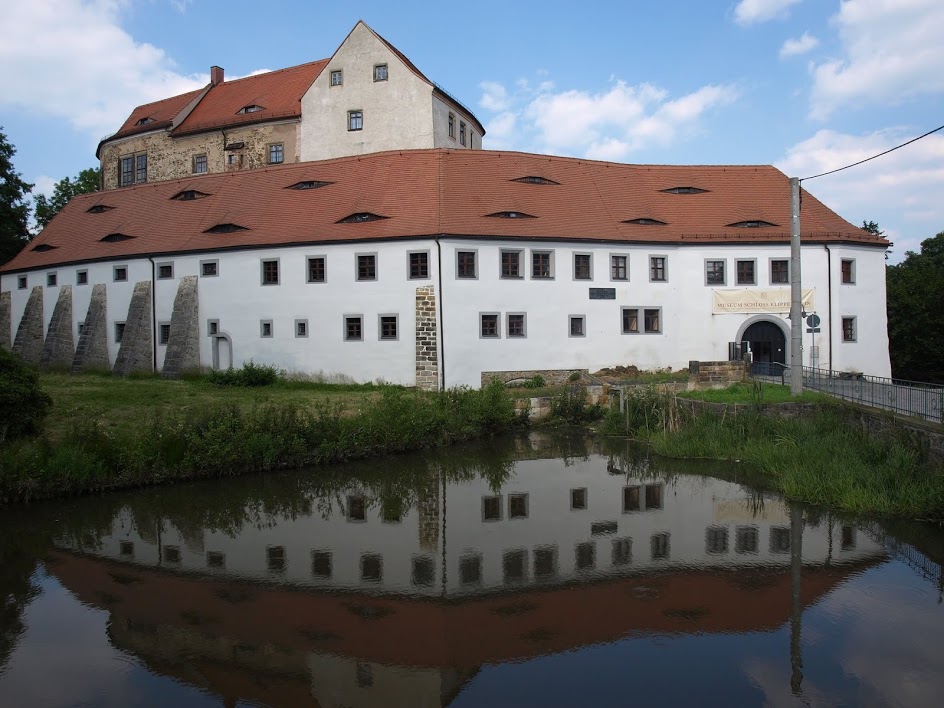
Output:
[3,149,887,273]
[109,87,205,141]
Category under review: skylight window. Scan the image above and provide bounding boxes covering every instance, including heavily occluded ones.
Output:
[31,244,58,252]
[86,205,114,214]
[336,212,387,224]
[100,233,134,243]
[287,180,333,190]
[487,211,536,219]
[204,223,250,234]
[237,105,265,114]
[661,186,709,194]
[511,176,560,186]
[171,190,210,201]
[622,218,667,226]
[728,220,778,228]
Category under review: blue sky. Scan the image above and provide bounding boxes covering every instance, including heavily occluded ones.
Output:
[1,0,942,261]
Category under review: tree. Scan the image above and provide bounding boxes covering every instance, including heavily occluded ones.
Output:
[0,128,32,267]
[34,167,100,229]
[862,220,884,236]
[886,230,944,382]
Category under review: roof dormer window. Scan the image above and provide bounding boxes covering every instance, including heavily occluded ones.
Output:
[337,212,387,224]
[171,190,210,201]
[661,186,709,194]
[622,218,667,226]
[286,180,333,190]
[512,176,560,186]
[135,117,154,126]
[86,205,114,214]
[204,223,249,234]
[31,244,58,252]
[237,105,264,114]
[487,211,536,219]
[727,220,778,228]
[100,233,134,243]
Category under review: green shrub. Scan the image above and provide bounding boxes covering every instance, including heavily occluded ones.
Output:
[0,349,52,442]
[549,387,604,424]
[208,361,284,387]
[522,375,546,389]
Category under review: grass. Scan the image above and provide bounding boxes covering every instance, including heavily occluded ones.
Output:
[678,382,833,404]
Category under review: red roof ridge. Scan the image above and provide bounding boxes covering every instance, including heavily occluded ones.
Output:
[213,58,329,87]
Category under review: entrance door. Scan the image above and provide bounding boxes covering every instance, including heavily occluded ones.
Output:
[743,321,786,365]
[212,335,232,370]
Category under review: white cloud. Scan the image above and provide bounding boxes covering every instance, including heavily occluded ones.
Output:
[810,0,944,119]
[779,32,819,58]
[481,78,738,159]
[734,0,802,26]
[0,1,207,142]
[33,175,58,199]
[479,81,511,112]
[777,128,944,259]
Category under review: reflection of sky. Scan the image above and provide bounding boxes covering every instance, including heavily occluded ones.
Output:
[0,569,219,708]
[450,560,944,708]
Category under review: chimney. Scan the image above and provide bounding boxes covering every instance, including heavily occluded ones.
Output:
[210,66,224,86]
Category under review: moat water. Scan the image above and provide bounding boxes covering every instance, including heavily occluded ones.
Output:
[1,432,943,707]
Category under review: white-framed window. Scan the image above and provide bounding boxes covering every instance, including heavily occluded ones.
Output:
[379,314,398,341]
[457,250,477,279]
[200,260,219,277]
[841,258,856,284]
[261,259,279,285]
[344,315,363,341]
[610,254,629,281]
[705,259,726,285]
[736,259,756,285]
[649,255,667,282]
[348,110,363,131]
[373,64,388,81]
[356,253,377,281]
[260,319,273,338]
[500,249,522,278]
[506,312,527,338]
[480,312,500,338]
[157,262,174,280]
[408,251,429,279]
[307,256,326,283]
[573,253,592,280]
[113,266,127,282]
[295,319,308,338]
[330,69,342,86]
[770,258,789,285]
[76,270,88,285]
[531,250,553,279]
[622,307,663,334]
[842,316,857,342]
[569,315,586,337]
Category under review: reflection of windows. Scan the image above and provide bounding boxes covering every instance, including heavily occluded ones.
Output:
[651,533,670,560]
[534,546,558,578]
[503,549,527,585]
[347,495,366,521]
[381,505,401,523]
[312,551,332,578]
[612,537,632,566]
[841,525,856,550]
[509,493,528,519]
[207,551,225,569]
[361,553,383,582]
[164,546,181,564]
[645,484,663,510]
[483,495,502,521]
[735,526,759,554]
[267,546,286,574]
[119,541,134,558]
[412,556,434,587]
[623,486,641,512]
[706,526,729,554]
[575,541,596,571]
[460,554,482,585]
[356,663,373,688]
[770,527,791,554]
[571,488,587,510]
[591,521,618,536]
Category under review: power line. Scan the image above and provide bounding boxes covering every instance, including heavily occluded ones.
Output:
[800,122,944,182]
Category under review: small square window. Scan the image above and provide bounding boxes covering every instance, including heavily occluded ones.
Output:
[644,308,662,334]
[532,251,552,279]
[47,272,57,287]
[412,556,434,587]
[119,540,134,558]
[159,323,171,345]
[460,554,482,585]
[76,270,88,286]
[17,275,27,289]
[622,307,639,334]
[357,254,376,281]
[706,526,729,554]
[361,553,382,582]
[347,495,366,521]
[409,251,429,279]
[307,256,326,283]
[706,259,725,285]
[575,541,596,571]
[611,255,628,281]
[650,256,667,282]
[534,546,558,578]
[227,153,241,168]
[482,495,502,521]
[114,322,125,343]
[735,526,759,554]
[612,538,632,566]
[771,259,789,284]
[569,315,585,337]
[268,143,284,165]
[260,320,273,338]
[573,254,592,280]
[267,546,286,574]
[480,313,499,338]
[841,258,856,284]
[736,259,756,285]
[312,550,332,578]
[500,250,521,278]
[193,154,208,174]
[113,266,127,282]
[623,486,641,512]
[459,121,467,146]
[507,313,526,338]
[200,260,218,277]
[448,113,455,139]
[261,259,279,285]
[571,488,587,510]
[457,251,476,279]
[348,110,363,131]
[770,527,791,554]
[842,316,857,342]
[157,263,173,280]
[295,319,308,338]
[330,69,342,86]
[509,493,528,519]
[373,64,388,81]
[163,545,181,564]
[207,551,225,569]
[379,315,398,340]
[345,316,363,341]
[207,320,219,336]
[651,533,670,560]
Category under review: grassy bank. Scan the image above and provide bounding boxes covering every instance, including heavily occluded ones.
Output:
[602,385,944,519]
[0,375,519,503]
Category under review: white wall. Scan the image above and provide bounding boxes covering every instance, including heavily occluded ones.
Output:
[431,94,479,149]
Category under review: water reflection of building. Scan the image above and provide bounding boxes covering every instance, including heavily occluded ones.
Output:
[49,454,885,706]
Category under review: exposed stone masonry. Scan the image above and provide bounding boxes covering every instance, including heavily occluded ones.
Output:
[415,286,439,391]
[72,284,110,373]
[162,276,200,378]
[482,369,585,387]
[12,286,44,365]
[113,281,153,376]
[687,360,749,388]
[40,285,74,369]
[0,291,10,350]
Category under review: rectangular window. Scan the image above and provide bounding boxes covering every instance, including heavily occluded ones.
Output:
[330,69,342,86]
[312,551,332,578]
[157,263,173,280]
[163,546,181,564]
[532,251,552,279]
[573,253,591,280]
[480,313,499,338]
[193,154,207,174]
[571,488,587,510]
[295,319,308,338]
[207,551,225,569]
[120,541,134,558]
[77,322,85,337]
[361,554,383,582]
[503,549,527,585]
[534,546,558,578]
[457,250,476,279]
[379,315,398,340]
[159,323,171,345]
[770,259,789,284]
[621,307,639,334]
[348,110,363,131]
[114,322,125,344]
[736,259,756,285]
[373,63,388,81]
[347,495,366,521]
[412,556,434,587]
[227,153,241,168]
[448,113,455,138]
[460,554,482,585]
[645,484,663,510]
[611,254,628,281]
[612,538,632,566]
[770,527,791,554]
[569,315,585,337]
[644,308,662,333]
[842,316,857,342]
[356,254,376,281]
[345,316,363,341]
[76,270,88,285]
[47,272,57,287]
[17,275,26,289]
[120,156,133,186]
[307,256,326,283]
[135,153,147,183]
[500,249,521,278]
[706,259,725,285]
[261,259,279,285]
[735,526,759,554]
[575,542,596,571]
[509,493,528,519]
[650,256,667,282]
[200,260,218,277]
[623,486,641,512]
[841,258,856,284]
[113,266,127,282]
[268,143,284,164]
[651,533,670,560]
[409,251,429,279]
[267,546,286,574]
[706,526,729,554]
[482,495,502,521]
[260,320,273,338]
[207,320,219,336]
[507,313,526,338]
[459,121,467,146]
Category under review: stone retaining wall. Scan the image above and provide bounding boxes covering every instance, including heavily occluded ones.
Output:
[687,360,748,389]
[12,286,44,365]
[40,285,74,369]
[483,369,586,387]
[0,291,10,350]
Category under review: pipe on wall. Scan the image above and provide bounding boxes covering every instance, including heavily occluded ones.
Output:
[436,238,445,391]
[823,245,833,372]
[148,256,157,372]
